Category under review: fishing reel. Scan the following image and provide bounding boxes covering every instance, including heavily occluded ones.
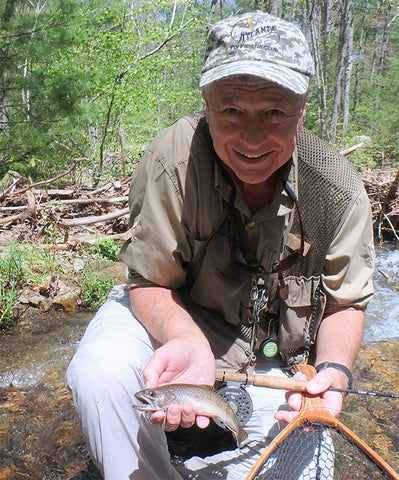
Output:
[215,381,253,428]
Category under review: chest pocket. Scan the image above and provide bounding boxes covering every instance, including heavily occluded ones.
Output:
[186,189,260,325]
[189,232,253,325]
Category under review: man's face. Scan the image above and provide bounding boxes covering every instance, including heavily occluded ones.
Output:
[203,78,307,186]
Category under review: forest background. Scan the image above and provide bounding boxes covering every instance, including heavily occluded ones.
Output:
[1,0,399,185]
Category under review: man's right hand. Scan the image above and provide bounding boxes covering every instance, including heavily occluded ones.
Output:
[143,337,216,431]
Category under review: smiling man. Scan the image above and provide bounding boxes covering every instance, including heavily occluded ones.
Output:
[66,11,375,480]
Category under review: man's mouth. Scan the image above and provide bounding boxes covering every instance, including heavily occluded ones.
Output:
[236,150,269,160]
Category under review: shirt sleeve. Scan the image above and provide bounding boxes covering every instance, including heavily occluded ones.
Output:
[322,187,375,313]
[118,123,195,289]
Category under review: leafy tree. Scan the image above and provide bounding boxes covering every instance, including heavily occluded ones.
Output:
[1,0,399,182]
[0,0,83,178]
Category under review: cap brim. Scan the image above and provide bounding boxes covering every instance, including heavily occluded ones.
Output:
[199,60,310,95]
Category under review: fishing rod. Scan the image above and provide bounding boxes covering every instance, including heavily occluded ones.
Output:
[215,370,399,399]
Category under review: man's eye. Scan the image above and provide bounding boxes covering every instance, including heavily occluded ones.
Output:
[267,109,284,116]
[224,108,241,116]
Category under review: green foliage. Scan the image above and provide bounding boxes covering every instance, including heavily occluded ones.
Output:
[20,244,62,284]
[0,243,25,327]
[91,235,120,262]
[0,283,19,328]
[78,269,115,310]
[0,241,118,327]
[1,0,399,180]
[0,243,25,288]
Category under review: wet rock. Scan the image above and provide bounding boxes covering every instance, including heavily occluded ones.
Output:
[18,286,51,310]
[52,292,79,313]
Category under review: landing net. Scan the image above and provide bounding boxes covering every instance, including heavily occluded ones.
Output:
[246,365,399,480]
[250,420,395,479]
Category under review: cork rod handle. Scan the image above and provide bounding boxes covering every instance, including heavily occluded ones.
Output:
[215,369,308,392]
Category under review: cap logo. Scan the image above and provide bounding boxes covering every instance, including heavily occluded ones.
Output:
[231,17,280,45]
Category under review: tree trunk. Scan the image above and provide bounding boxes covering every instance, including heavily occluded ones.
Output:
[307,0,329,140]
[330,0,353,144]
[352,18,364,114]
[341,0,354,141]
[370,1,381,85]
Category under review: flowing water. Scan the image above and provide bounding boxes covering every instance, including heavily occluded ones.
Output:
[363,244,399,343]
[0,246,398,479]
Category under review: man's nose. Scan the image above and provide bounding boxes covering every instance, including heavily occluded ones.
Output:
[240,116,266,145]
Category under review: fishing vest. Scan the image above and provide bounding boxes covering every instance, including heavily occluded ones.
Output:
[278,127,363,368]
[186,119,363,370]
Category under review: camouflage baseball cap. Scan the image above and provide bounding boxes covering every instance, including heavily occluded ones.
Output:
[199,11,314,95]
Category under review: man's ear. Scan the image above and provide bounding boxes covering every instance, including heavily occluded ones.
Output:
[202,88,210,121]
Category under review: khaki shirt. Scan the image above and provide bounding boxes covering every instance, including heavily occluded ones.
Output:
[119,116,374,364]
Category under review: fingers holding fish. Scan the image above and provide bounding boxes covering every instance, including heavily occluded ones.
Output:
[145,403,209,431]
[180,404,197,429]
[163,404,181,431]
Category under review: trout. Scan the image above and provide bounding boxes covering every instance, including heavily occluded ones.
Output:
[134,383,248,447]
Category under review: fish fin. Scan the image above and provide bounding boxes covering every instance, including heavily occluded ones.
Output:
[222,422,248,448]
[227,401,238,414]
[162,407,168,429]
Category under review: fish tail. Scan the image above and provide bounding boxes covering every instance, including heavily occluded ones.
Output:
[226,422,249,447]
[235,425,248,447]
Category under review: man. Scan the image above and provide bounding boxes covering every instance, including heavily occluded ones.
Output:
[66,11,375,480]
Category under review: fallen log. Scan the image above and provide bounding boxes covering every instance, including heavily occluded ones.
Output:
[59,207,129,227]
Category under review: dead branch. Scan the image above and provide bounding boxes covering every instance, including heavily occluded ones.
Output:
[378,268,395,284]
[59,207,129,227]
[0,172,23,201]
[1,195,128,212]
[339,142,365,156]
[34,188,76,197]
[0,190,36,226]
[383,212,399,242]
[382,167,399,213]
[12,158,88,195]
[89,182,115,196]
[50,195,128,206]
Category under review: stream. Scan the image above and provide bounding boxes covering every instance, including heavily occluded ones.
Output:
[0,244,398,479]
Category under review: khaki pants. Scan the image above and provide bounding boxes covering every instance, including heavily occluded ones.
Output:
[65,285,328,480]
